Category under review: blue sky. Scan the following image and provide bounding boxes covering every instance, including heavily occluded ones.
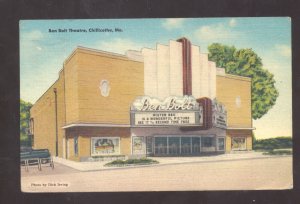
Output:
[20,18,292,138]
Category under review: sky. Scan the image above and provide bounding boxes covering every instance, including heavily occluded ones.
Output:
[20,18,292,139]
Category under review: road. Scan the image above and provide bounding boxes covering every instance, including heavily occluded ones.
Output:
[21,156,292,192]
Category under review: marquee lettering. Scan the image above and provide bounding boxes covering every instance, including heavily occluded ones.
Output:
[133,96,198,111]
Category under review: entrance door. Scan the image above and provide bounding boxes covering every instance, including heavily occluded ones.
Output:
[168,137,180,155]
[154,137,168,155]
[232,137,246,150]
[181,137,191,155]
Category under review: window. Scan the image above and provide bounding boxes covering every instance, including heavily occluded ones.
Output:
[168,137,180,155]
[91,137,120,156]
[218,138,225,151]
[74,136,78,156]
[132,136,145,154]
[146,137,153,154]
[154,137,167,155]
[29,118,34,135]
[181,137,191,154]
[100,80,110,97]
[192,137,201,153]
[232,137,246,150]
[202,137,214,148]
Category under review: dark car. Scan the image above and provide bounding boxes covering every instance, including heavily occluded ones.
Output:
[20,148,53,169]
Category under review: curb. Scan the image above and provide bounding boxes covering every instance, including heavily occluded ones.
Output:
[53,154,291,172]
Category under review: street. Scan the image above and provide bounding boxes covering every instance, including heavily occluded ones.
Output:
[21,156,292,192]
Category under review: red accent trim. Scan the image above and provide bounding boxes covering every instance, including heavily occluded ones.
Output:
[177,38,192,95]
[197,97,213,129]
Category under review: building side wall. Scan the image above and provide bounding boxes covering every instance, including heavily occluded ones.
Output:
[216,75,252,128]
[64,53,79,124]
[30,71,66,157]
[75,50,144,124]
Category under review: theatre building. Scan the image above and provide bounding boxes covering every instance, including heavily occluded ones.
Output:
[29,38,253,161]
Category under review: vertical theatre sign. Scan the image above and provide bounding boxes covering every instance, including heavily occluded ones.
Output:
[212,99,227,129]
[130,96,203,126]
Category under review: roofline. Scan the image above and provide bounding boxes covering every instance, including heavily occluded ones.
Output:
[219,73,252,82]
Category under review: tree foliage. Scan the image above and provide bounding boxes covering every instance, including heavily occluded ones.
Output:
[208,43,279,119]
[20,99,32,140]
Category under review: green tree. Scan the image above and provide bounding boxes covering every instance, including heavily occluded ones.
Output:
[208,43,279,119]
[20,99,32,142]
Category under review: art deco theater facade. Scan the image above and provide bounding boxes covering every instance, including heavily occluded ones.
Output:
[29,38,253,161]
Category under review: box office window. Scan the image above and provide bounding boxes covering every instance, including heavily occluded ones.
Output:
[91,137,120,156]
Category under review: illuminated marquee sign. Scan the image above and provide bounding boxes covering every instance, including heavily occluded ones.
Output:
[131,96,203,126]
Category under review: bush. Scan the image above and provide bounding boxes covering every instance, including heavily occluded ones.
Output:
[253,137,292,151]
[105,158,159,167]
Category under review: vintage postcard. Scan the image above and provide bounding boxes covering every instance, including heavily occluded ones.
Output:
[20,18,292,192]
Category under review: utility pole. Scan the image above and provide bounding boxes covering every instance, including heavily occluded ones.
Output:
[54,88,58,157]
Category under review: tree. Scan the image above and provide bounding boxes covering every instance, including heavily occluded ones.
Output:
[20,99,32,142]
[208,43,279,119]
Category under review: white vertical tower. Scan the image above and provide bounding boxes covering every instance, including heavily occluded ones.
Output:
[169,40,183,96]
[142,48,158,97]
[191,45,201,98]
[139,39,217,100]
[156,44,170,99]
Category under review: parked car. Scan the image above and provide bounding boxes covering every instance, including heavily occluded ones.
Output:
[20,148,53,168]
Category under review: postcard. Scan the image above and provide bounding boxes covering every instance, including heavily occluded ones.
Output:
[20,18,292,192]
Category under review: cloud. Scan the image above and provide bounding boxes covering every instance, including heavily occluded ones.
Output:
[162,18,185,30]
[95,38,145,55]
[275,44,291,57]
[194,23,240,41]
[26,30,43,40]
[229,18,237,27]
[20,30,44,59]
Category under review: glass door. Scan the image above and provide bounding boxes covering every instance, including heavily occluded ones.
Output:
[168,137,180,155]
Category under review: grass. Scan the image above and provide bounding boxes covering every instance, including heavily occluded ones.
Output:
[105,158,159,167]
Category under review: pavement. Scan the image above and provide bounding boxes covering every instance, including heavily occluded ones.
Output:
[51,151,290,172]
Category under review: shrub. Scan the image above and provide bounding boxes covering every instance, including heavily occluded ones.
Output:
[105,158,158,167]
[253,136,292,151]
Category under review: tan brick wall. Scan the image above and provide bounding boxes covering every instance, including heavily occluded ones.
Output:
[30,70,66,157]
[246,136,253,150]
[64,53,79,124]
[78,136,91,158]
[225,135,232,153]
[75,49,144,124]
[216,74,252,128]
[120,136,131,155]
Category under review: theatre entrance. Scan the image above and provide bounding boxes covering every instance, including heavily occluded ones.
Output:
[146,135,218,156]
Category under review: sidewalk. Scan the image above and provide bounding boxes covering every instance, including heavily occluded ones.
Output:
[53,151,290,172]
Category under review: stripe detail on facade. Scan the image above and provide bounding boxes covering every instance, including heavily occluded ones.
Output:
[177,37,192,95]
